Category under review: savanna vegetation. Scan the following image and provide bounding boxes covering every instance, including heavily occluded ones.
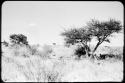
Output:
[2,19,123,82]
[61,19,123,60]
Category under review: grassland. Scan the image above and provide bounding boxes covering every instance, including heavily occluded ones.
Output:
[1,44,123,82]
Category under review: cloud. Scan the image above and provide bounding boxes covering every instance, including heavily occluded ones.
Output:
[29,23,37,27]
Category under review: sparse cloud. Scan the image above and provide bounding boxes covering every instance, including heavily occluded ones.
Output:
[28,23,37,27]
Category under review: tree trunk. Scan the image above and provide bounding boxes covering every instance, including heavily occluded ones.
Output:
[90,42,101,60]
[93,42,100,53]
[85,47,89,58]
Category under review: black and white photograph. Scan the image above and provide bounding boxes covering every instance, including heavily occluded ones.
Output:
[1,1,124,82]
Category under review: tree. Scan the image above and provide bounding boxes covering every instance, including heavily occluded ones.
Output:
[87,19,122,55]
[10,34,29,46]
[61,18,122,59]
[61,28,92,58]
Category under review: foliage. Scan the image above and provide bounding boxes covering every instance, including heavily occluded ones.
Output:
[2,40,9,47]
[61,28,92,45]
[61,18,123,59]
[87,19,122,53]
[74,46,86,58]
[61,28,92,57]
[9,34,29,46]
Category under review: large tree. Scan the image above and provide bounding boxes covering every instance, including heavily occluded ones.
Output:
[61,19,122,59]
[87,19,122,55]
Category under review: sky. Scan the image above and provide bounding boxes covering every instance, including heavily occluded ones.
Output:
[2,1,124,46]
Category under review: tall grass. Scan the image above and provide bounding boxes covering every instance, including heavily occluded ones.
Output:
[2,44,65,82]
[2,43,123,82]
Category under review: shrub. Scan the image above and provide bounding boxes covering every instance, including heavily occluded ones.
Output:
[2,41,9,47]
[74,46,86,59]
[98,54,109,60]
[39,44,53,58]
[42,44,53,54]
[11,45,31,57]
[97,53,123,61]
[29,45,39,55]
[114,54,123,61]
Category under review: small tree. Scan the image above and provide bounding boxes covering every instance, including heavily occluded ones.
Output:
[61,28,92,58]
[10,34,29,46]
[87,19,122,55]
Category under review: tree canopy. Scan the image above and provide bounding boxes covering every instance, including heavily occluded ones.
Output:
[10,34,29,46]
[87,19,122,53]
[61,28,92,57]
[61,18,123,58]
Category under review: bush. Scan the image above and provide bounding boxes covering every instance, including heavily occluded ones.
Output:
[2,41,9,47]
[74,46,86,59]
[29,45,39,55]
[97,53,123,61]
[114,54,123,61]
[28,44,53,59]
[97,54,109,60]
[10,45,31,57]
[42,44,53,54]
[39,44,53,58]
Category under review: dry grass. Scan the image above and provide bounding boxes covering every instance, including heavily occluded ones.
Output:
[2,44,123,82]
